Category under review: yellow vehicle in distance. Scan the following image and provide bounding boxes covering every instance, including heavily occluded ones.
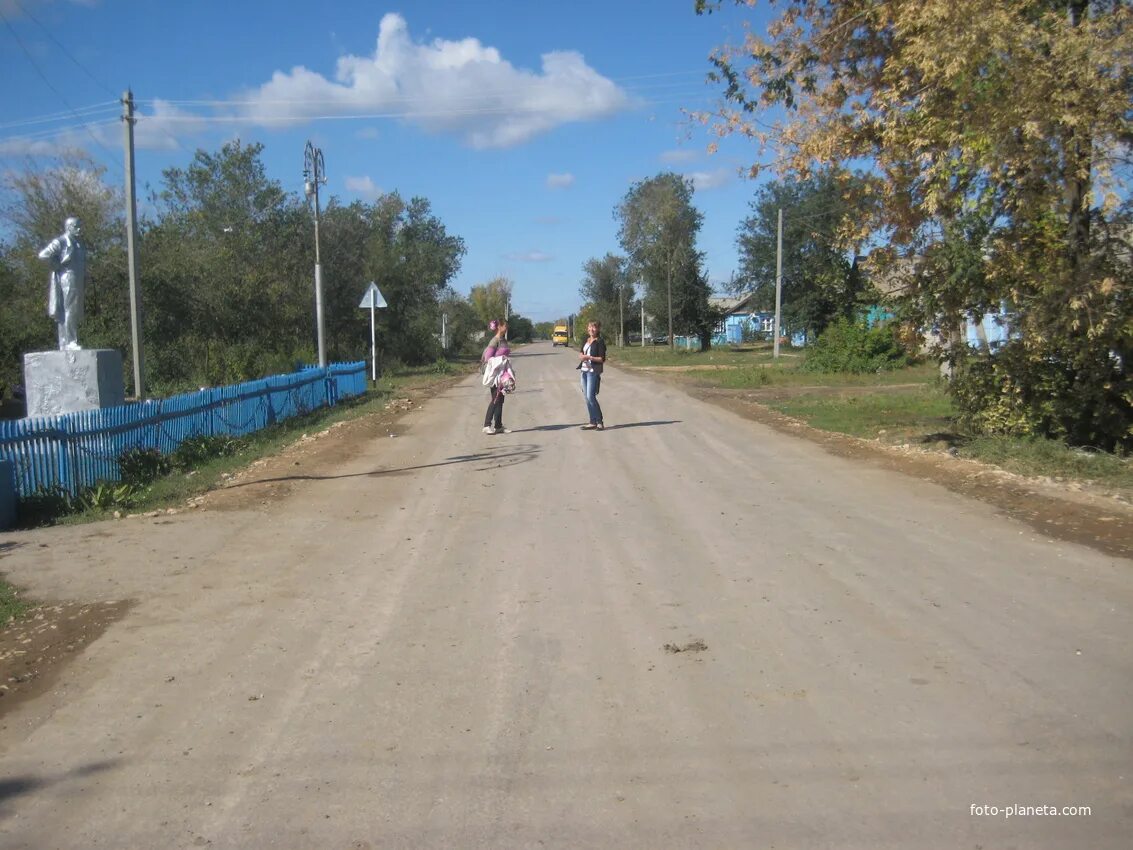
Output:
[551,324,570,346]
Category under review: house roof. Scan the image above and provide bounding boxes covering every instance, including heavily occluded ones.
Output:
[709,292,760,314]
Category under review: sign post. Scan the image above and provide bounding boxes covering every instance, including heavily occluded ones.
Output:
[358,282,387,381]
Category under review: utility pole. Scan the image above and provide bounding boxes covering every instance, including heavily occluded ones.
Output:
[667,250,674,348]
[618,284,624,347]
[641,301,645,347]
[303,141,327,368]
[441,313,447,351]
[121,90,145,400]
[774,207,783,359]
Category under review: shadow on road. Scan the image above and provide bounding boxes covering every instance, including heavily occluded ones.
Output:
[604,420,681,430]
[219,444,541,489]
[504,420,681,434]
[0,759,119,820]
[511,424,578,433]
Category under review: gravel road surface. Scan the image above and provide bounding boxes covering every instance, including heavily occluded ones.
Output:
[1,341,1130,848]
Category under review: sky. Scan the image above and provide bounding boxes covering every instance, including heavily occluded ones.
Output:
[0,0,778,322]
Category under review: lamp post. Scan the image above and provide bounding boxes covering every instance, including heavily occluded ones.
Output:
[303,141,327,368]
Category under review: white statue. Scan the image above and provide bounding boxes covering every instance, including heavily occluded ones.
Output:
[37,216,90,351]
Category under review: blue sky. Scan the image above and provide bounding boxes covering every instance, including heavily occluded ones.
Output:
[0,0,777,321]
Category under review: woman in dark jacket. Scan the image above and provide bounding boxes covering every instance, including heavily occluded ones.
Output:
[577,320,606,430]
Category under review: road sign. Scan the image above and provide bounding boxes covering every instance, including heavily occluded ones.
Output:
[358,282,387,380]
[359,282,387,309]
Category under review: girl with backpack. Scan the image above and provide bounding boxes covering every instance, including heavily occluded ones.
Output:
[481,321,513,434]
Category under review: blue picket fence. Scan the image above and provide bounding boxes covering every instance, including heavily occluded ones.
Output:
[0,361,368,499]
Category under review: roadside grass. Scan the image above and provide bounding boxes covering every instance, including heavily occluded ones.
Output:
[611,342,940,388]
[0,578,31,627]
[763,377,1131,493]
[38,359,478,526]
[611,343,1131,493]
[958,436,1133,491]
[611,341,795,369]
[767,386,955,439]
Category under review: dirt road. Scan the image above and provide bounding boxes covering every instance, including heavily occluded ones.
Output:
[1,341,1130,848]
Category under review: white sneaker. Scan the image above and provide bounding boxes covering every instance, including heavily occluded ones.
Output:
[483,426,496,435]
[498,427,512,434]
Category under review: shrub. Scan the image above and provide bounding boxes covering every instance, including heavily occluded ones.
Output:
[118,447,172,485]
[17,485,75,526]
[78,482,138,511]
[950,339,1132,452]
[171,434,247,470]
[803,318,913,373]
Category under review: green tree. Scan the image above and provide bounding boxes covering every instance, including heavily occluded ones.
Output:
[735,169,873,339]
[356,193,466,366]
[616,173,717,349]
[579,253,636,345]
[437,288,481,356]
[699,0,1133,449]
[505,314,535,343]
[148,140,309,388]
[469,276,513,326]
[0,153,129,395]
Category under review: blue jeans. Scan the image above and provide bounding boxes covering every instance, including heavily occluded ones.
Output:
[580,371,603,425]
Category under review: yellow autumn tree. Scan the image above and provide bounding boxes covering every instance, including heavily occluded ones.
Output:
[698,0,1132,449]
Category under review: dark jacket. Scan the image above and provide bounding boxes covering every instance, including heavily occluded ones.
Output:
[577,336,607,374]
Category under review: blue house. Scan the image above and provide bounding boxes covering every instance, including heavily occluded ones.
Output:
[709,294,776,345]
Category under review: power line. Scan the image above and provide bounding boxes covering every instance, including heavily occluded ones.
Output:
[0,101,118,131]
[0,6,124,173]
[10,0,118,98]
[0,118,120,149]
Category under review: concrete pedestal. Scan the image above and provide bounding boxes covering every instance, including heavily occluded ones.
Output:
[23,349,125,418]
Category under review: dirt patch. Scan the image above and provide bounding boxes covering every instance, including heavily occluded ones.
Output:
[0,599,132,719]
[0,375,467,717]
[688,384,1133,560]
[196,377,464,512]
[664,640,709,654]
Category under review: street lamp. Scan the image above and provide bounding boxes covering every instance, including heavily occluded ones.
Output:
[303,141,327,368]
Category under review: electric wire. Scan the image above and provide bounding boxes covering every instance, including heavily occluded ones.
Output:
[0,5,124,173]
[0,101,119,131]
[10,0,119,98]
[0,118,121,148]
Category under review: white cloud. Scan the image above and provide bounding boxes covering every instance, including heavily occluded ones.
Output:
[355,127,381,140]
[505,250,554,262]
[686,168,734,191]
[0,13,628,159]
[660,149,697,164]
[546,172,574,189]
[236,14,631,148]
[345,175,383,200]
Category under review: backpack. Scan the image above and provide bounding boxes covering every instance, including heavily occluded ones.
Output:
[496,361,516,394]
[482,354,516,393]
